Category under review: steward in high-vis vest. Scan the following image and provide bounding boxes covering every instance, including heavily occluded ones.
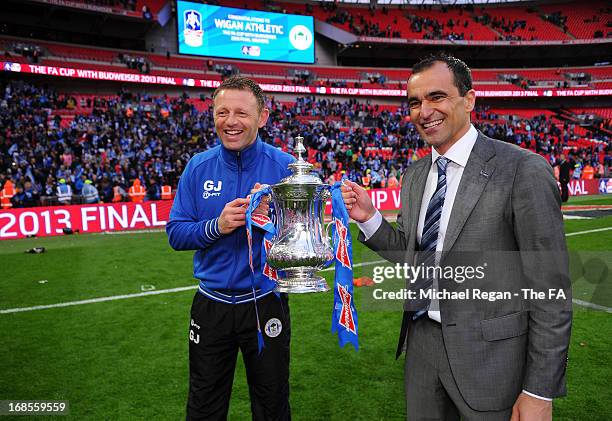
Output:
[361,170,371,189]
[128,179,146,203]
[82,180,100,204]
[582,164,594,180]
[0,179,16,209]
[161,185,172,200]
[56,178,72,205]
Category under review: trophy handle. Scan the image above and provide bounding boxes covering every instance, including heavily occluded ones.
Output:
[325,220,335,249]
[321,220,335,268]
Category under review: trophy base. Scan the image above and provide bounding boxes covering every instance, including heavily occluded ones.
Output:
[274,267,329,293]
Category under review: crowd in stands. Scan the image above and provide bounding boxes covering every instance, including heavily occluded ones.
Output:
[0,81,610,209]
[212,63,238,79]
[474,13,535,41]
[0,81,204,208]
[542,11,568,33]
[323,3,402,38]
[142,5,153,20]
[408,15,471,41]
[543,8,611,38]
[290,69,314,86]
[583,8,611,38]
[4,42,44,63]
[118,53,150,73]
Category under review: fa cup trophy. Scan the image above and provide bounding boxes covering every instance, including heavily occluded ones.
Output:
[245,136,359,349]
[266,136,334,293]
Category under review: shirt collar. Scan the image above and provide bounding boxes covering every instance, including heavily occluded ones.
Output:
[219,137,262,169]
[431,124,478,168]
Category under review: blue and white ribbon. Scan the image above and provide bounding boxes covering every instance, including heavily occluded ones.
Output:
[245,185,277,354]
[330,182,359,350]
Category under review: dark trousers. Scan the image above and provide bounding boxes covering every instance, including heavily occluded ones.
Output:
[186,292,291,421]
[560,179,569,202]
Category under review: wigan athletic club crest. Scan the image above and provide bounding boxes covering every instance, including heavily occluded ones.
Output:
[264,318,282,338]
[183,10,203,47]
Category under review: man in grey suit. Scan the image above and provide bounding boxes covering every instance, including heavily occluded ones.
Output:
[342,53,571,420]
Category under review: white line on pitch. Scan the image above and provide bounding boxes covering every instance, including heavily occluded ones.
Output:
[321,259,386,272]
[0,260,388,314]
[571,299,612,313]
[102,229,165,235]
[566,227,612,237]
[0,286,197,314]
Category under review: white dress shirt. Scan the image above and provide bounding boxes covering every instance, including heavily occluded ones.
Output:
[357,124,551,401]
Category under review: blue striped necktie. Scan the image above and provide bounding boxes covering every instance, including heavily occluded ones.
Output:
[413,156,449,317]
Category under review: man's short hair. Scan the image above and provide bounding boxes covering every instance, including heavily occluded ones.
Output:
[212,76,266,112]
[411,52,473,96]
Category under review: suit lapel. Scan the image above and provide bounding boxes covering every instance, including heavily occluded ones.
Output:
[406,155,431,246]
[402,155,430,295]
[443,134,496,254]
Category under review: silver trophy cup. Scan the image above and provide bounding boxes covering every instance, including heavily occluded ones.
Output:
[266,136,334,293]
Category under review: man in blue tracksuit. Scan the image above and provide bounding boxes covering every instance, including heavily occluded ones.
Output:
[167,76,294,421]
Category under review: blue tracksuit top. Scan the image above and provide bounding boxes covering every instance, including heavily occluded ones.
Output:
[166,137,294,292]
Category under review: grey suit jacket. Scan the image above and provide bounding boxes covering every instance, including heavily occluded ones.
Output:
[361,132,572,411]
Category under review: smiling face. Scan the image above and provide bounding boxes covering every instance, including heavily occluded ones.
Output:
[213,88,269,152]
[407,61,475,155]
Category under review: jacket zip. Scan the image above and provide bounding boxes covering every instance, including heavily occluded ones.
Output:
[227,151,242,291]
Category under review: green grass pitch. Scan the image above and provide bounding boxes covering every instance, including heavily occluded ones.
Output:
[1,195,611,420]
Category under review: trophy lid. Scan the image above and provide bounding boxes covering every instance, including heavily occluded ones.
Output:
[275,136,324,186]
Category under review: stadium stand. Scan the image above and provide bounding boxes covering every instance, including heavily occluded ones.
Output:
[473,5,570,41]
[540,1,612,39]
[403,6,498,41]
[222,0,610,41]
[2,35,610,92]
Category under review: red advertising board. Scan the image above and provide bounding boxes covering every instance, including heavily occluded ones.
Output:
[564,179,600,196]
[0,201,172,240]
[324,180,604,214]
[324,187,403,214]
[599,178,612,194]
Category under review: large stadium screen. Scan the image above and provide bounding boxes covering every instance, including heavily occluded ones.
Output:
[176,1,315,64]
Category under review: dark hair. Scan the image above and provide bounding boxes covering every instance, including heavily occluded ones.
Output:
[212,76,266,112]
[411,52,472,96]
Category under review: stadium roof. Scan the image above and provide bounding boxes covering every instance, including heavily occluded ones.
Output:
[311,0,533,4]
